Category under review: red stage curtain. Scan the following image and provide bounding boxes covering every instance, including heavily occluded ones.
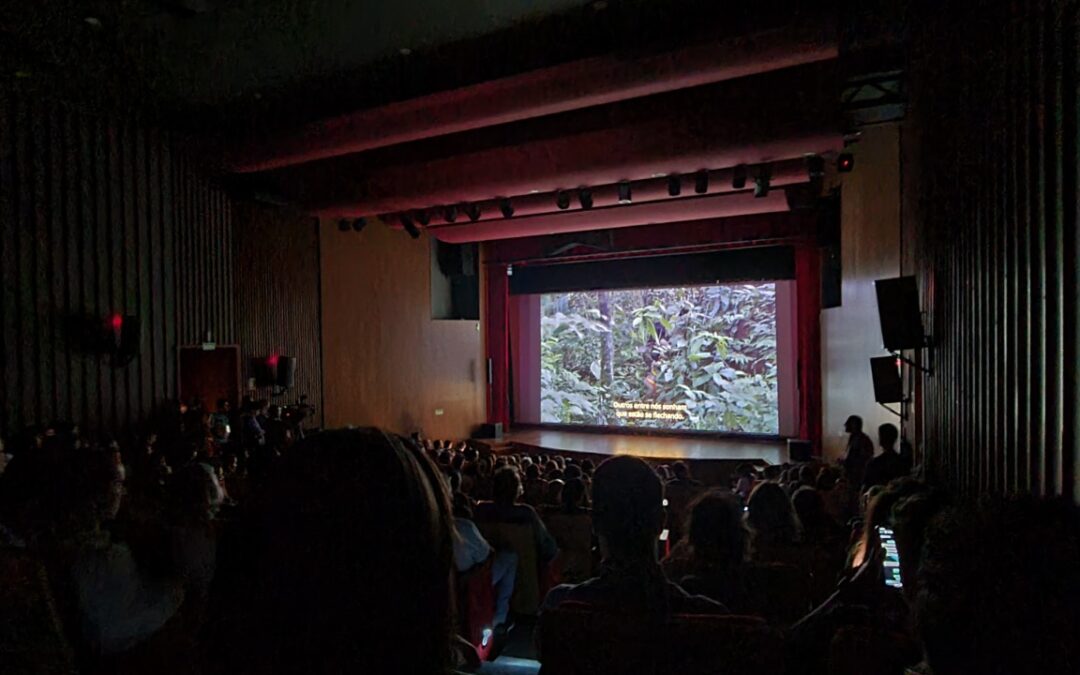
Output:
[485,263,511,427]
[795,245,823,455]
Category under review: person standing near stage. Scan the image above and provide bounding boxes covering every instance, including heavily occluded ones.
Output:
[840,415,874,489]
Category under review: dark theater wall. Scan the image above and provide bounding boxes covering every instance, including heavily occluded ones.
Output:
[0,84,236,436]
[908,0,1079,499]
[234,203,324,427]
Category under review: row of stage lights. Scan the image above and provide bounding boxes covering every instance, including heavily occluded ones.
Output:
[338,153,852,238]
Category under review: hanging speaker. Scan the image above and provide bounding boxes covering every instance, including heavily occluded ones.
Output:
[276,356,296,389]
[870,356,904,403]
[875,277,925,351]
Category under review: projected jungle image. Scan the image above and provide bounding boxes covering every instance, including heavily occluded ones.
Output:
[539,283,778,434]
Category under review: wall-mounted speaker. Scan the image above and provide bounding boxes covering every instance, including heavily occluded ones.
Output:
[875,276,925,351]
[870,356,904,403]
[821,244,842,309]
[276,356,296,389]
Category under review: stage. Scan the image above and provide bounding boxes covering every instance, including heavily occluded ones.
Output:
[483,430,788,486]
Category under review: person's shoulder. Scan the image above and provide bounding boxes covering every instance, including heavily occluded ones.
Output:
[667,579,730,614]
[541,578,598,612]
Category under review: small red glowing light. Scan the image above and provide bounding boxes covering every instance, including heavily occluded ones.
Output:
[896,358,902,369]
[267,354,279,367]
[110,314,123,331]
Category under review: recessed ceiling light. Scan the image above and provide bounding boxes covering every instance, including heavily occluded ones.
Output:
[84,16,103,28]
[399,48,413,56]
[528,189,540,194]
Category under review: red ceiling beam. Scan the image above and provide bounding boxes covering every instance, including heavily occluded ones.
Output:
[294,61,842,217]
[426,189,794,243]
[229,20,837,173]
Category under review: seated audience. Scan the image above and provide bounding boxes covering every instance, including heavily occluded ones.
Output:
[733,463,757,501]
[474,467,558,565]
[915,496,1080,675]
[207,427,455,674]
[522,463,545,507]
[662,490,748,600]
[452,495,517,629]
[540,455,725,616]
[862,423,910,491]
[746,481,803,565]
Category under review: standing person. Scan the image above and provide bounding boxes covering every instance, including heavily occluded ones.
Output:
[840,416,874,488]
[862,423,910,491]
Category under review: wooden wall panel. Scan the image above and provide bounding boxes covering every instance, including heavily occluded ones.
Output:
[320,219,485,439]
[908,0,1079,499]
[0,84,235,437]
[235,203,324,426]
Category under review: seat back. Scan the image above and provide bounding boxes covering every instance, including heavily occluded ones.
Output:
[0,548,76,675]
[544,513,594,584]
[476,521,542,614]
[737,563,814,627]
[456,556,496,661]
[539,603,783,675]
[828,625,921,675]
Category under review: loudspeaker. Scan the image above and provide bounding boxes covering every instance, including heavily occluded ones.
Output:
[788,439,813,462]
[473,422,503,440]
[870,356,905,403]
[875,276,925,351]
[252,357,276,388]
[276,356,296,389]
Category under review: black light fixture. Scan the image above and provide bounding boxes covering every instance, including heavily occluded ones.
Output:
[578,188,594,209]
[667,175,682,197]
[617,180,632,204]
[732,165,748,189]
[443,205,458,223]
[337,219,351,232]
[465,203,482,222]
[694,170,709,194]
[556,190,571,210]
[837,152,855,172]
[415,210,431,227]
[806,155,826,181]
[351,217,367,232]
[499,198,514,219]
[400,213,421,239]
[753,165,772,198]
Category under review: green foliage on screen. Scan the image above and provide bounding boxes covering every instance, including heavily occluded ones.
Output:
[539,283,779,434]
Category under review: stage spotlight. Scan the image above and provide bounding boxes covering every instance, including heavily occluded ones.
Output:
[617,181,632,204]
[806,155,826,181]
[556,190,571,210]
[837,153,855,172]
[753,166,771,198]
[465,203,482,222]
[400,213,421,239]
[732,164,748,190]
[443,205,458,223]
[694,170,709,194]
[351,217,367,232]
[415,210,431,227]
[499,198,515,219]
[337,219,350,232]
[578,188,594,210]
[667,175,681,197]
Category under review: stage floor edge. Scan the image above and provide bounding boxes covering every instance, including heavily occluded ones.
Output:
[500,429,788,466]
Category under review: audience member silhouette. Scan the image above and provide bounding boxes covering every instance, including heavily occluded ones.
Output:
[207,428,454,674]
[862,423,909,491]
[746,482,803,565]
[840,415,874,487]
[540,455,725,615]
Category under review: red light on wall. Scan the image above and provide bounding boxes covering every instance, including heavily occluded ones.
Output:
[837,153,855,172]
[267,354,280,367]
[110,313,124,331]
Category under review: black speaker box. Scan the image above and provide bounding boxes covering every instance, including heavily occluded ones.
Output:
[788,439,813,462]
[473,422,503,440]
[276,356,296,389]
[875,277,925,351]
[821,244,842,309]
[870,356,905,403]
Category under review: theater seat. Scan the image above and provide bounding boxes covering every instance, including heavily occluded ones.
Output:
[0,548,76,674]
[543,513,594,584]
[827,625,921,675]
[738,563,814,626]
[538,602,783,675]
[457,557,496,661]
[477,522,543,615]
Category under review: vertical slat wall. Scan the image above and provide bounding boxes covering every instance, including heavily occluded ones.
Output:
[234,202,324,427]
[0,84,236,437]
[909,0,1079,499]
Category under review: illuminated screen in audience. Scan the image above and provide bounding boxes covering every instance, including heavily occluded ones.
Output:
[512,281,797,436]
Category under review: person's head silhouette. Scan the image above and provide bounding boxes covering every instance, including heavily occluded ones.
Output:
[844,415,864,434]
[592,456,664,561]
